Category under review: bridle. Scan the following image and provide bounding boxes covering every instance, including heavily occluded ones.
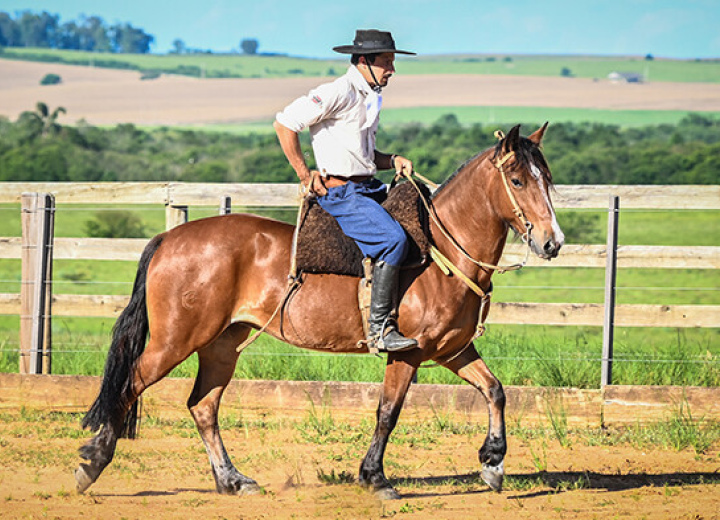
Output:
[404,134,535,277]
[401,132,537,342]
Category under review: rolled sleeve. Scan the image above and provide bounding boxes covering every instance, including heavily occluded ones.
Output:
[276,82,342,133]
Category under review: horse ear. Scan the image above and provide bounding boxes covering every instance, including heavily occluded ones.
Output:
[529,122,549,145]
[503,124,521,153]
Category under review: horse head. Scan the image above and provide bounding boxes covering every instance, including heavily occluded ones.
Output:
[491,123,564,260]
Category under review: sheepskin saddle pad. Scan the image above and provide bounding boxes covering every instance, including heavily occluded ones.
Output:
[295,181,432,277]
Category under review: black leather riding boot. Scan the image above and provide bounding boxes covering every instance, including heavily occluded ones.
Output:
[368,261,418,352]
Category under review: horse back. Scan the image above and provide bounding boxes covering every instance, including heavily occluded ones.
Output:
[144,214,294,328]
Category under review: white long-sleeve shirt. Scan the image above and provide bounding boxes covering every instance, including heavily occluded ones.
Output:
[275,65,381,178]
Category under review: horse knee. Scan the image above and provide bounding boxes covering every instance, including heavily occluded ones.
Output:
[488,381,505,409]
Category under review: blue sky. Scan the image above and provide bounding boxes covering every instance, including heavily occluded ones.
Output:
[2,0,718,59]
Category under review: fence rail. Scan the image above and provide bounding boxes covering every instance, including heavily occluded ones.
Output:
[1,182,719,209]
[2,238,718,268]
[0,183,718,382]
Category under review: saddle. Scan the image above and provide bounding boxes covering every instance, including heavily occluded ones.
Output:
[295,181,432,277]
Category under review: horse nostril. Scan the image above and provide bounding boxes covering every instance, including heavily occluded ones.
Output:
[543,239,557,256]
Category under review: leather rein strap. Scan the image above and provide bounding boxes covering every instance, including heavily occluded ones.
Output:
[401,133,535,341]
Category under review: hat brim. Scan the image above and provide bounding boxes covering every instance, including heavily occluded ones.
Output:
[333,45,416,55]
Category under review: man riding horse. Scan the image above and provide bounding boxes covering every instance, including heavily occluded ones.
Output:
[274,29,418,353]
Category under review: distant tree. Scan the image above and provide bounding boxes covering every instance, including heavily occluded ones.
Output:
[0,12,22,46]
[40,73,62,85]
[560,67,573,77]
[77,15,110,52]
[241,38,259,55]
[57,20,81,49]
[645,53,654,61]
[110,22,154,53]
[16,102,66,139]
[558,213,602,244]
[84,210,148,238]
[171,38,186,54]
[18,10,60,48]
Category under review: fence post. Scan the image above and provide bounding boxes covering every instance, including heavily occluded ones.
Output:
[219,196,232,215]
[165,205,188,230]
[20,193,55,375]
[601,195,619,387]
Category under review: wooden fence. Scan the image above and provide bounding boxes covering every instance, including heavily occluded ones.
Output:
[0,183,718,380]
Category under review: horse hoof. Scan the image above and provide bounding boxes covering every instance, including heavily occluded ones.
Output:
[481,461,504,492]
[375,486,401,500]
[74,464,95,494]
[237,482,263,496]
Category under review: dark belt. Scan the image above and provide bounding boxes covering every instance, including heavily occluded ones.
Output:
[323,174,374,188]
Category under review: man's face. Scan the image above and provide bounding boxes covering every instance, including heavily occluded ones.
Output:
[360,52,396,88]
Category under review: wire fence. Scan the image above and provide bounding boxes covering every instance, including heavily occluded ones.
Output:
[1,190,719,385]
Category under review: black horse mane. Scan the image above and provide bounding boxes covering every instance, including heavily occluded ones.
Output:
[431,134,552,200]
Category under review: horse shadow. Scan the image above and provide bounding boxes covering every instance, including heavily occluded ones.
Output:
[93,471,719,499]
[95,488,216,498]
[394,470,720,499]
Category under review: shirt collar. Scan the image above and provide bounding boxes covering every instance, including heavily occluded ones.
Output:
[347,65,372,97]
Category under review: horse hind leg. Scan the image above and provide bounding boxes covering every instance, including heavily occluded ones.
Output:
[444,346,507,492]
[76,334,201,493]
[188,323,262,495]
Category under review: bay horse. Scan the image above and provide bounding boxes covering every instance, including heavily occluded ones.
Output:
[75,123,563,499]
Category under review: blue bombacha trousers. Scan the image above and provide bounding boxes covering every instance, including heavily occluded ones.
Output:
[316,178,409,267]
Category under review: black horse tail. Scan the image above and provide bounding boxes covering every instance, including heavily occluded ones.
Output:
[81,235,163,439]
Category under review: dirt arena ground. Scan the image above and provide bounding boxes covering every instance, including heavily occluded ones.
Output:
[1,59,719,126]
[1,406,718,520]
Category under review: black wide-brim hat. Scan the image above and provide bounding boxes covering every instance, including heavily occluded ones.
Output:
[333,29,416,55]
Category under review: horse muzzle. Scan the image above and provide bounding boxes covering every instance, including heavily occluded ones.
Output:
[529,230,563,260]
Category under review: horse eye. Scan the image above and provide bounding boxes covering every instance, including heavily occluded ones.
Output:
[511,178,523,188]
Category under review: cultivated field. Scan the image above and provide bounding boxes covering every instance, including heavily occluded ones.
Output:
[1,59,719,126]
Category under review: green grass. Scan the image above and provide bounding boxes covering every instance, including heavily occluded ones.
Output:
[3,48,719,83]
[403,54,720,83]
[381,107,720,128]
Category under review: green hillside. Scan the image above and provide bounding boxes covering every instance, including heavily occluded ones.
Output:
[2,47,719,82]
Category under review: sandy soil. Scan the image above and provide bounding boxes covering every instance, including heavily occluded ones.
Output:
[1,408,718,520]
[1,59,719,126]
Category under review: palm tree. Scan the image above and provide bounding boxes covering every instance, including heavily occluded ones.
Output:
[34,102,67,136]
[16,102,67,143]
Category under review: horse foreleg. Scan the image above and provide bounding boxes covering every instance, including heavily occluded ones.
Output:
[188,323,262,496]
[444,345,506,491]
[359,351,421,500]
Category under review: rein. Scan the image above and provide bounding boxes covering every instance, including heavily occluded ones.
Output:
[236,134,536,353]
[400,132,535,342]
[402,148,533,276]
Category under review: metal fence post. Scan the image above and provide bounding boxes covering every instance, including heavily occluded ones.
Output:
[219,196,232,215]
[20,193,55,374]
[601,195,619,387]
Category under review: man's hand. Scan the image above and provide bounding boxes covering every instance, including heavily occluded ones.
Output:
[301,170,328,196]
[393,155,414,178]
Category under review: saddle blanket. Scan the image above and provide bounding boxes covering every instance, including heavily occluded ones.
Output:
[295,181,432,277]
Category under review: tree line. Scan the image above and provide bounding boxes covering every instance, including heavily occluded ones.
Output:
[0,10,153,53]
[0,104,718,186]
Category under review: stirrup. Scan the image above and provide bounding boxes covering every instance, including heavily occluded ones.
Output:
[372,329,418,353]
